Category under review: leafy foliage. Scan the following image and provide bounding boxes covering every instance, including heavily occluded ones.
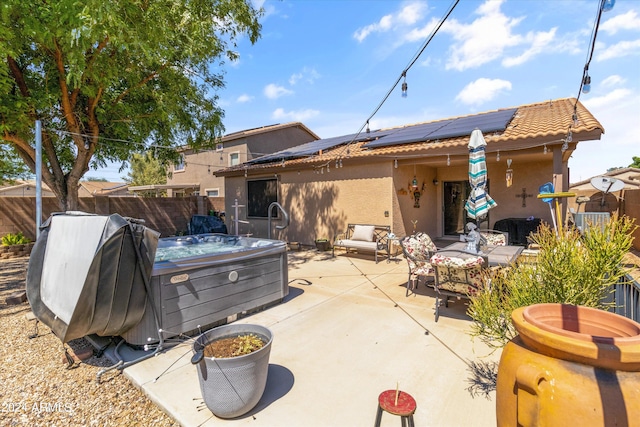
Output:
[468,215,636,348]
[1,0,262,210]
[629,156,640,169]
[124,151,168,187]
[0,145,31,183]
[2,232,31,246]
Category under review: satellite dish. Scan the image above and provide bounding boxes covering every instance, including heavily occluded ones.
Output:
[590,176,624,193]
[590,176,624,207]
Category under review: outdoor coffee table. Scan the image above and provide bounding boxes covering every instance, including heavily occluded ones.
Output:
[442,242,523,267]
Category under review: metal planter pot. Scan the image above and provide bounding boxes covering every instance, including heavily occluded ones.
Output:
[192,324,273,419]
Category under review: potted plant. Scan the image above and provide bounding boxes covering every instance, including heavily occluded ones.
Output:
[314,238,331,251]
[191,324,273,419]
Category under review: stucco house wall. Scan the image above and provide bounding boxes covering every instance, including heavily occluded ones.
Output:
[168,122,319,197]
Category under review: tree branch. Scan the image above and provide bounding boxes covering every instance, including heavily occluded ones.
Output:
[113,64,167,105]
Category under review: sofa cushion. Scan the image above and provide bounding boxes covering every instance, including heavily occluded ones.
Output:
[351,225,375,242]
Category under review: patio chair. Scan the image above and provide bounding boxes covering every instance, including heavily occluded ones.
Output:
[479,229,508,246]
[430,251,486,322]
[400,232,437,296]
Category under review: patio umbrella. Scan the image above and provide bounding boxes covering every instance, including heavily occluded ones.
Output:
[464,129,497,221]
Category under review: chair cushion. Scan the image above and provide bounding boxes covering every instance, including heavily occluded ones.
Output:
[430,254,485,295]
[482,232,506,246]
[352,225,375,242]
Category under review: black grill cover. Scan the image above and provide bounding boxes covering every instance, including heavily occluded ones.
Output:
[26,212,159,343]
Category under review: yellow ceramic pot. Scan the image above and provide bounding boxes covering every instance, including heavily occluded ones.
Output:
[496,304,640,427]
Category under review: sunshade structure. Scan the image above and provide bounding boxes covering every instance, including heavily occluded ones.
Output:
[26,212,159,343]
[464,129,497,221]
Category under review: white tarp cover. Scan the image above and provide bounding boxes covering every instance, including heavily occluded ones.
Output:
[27,212,159,343]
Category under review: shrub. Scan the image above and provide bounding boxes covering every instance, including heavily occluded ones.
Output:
[468,214,636,349]
[1,232,31,246]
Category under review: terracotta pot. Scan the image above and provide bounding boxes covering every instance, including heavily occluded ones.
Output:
[496,303,640,427]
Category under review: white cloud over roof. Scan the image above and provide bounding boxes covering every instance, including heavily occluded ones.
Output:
[264,83,294,99]
[455,78,512,106]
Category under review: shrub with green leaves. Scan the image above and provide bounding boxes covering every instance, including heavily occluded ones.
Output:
[1,232,31,246]
[468,215,636,349]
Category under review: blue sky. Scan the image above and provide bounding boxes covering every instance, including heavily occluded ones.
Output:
[90,0,639,182]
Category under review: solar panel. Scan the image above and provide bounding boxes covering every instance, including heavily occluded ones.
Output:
[248,130,391,164]
[247,108,517,164]
[363,108,517,149]
[424,108,517,141]
[364,120,453,148]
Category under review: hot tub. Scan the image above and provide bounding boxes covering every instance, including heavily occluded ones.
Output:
[121,234,288,345]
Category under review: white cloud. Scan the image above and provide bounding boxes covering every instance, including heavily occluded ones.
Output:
[263,83,294,99]
[600,10,640,36]
[502,28,556,67]
[289,67,321,85]
[455,78,512,106]
[443,1,525,71]
[353,1,427,42]
[236,94,254,103]
[581,87,632,110]
[570,87,640,180]
[600,75,626,88]
[441,0,564,71]
[271,108,320,122]
[596,39,640,61]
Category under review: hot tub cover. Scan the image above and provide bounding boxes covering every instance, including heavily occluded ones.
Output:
[26,211,160,343]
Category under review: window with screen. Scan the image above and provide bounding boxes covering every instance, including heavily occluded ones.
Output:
[229,152,240,166]
[247,178,278,218]
[206,189,220,197]
[174,154,185,172]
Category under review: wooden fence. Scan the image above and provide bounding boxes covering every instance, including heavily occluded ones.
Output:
[0,196,225,240]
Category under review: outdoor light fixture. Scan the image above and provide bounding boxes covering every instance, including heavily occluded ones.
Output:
[394,158,398,168]
[506,159,513,188]
[411,176,419,191]
[543,144,548,154]
[366,121,370,133]
[496,150,500,162]
[566,130,573,143]
[433,178,439,186]
[601,0,615,12]
[582,74,591,94]
[447,154,450,166]
[401,72,408,98]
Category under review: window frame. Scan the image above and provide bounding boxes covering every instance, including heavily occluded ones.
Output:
[247,178,279,219]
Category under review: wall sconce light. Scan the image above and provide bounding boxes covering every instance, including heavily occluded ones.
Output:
[506,159,513,188]
[432,178,439,186]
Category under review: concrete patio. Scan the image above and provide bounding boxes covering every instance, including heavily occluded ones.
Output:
[122,249,500,426]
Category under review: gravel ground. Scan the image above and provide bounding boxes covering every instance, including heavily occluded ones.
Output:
[0,257,179,427]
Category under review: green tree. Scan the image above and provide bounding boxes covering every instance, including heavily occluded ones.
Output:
[0,145,31,183]
[0,0,261,210]
[629,156,640,169]
[125,151,167,187]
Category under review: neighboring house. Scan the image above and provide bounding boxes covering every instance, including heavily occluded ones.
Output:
[78,181,130,197]
[165,122,319,198]
[0,180,57,197]
[217,98,604,245]
[0,180,129,197]
[569,167,640,214]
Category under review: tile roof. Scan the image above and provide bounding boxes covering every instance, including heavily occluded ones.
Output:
[220,122,320,142]
[218,98,603,174]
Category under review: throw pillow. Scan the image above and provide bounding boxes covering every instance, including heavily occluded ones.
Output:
[351,225,375,242]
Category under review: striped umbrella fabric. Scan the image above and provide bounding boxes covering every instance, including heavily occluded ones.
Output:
[464,129,497,220]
